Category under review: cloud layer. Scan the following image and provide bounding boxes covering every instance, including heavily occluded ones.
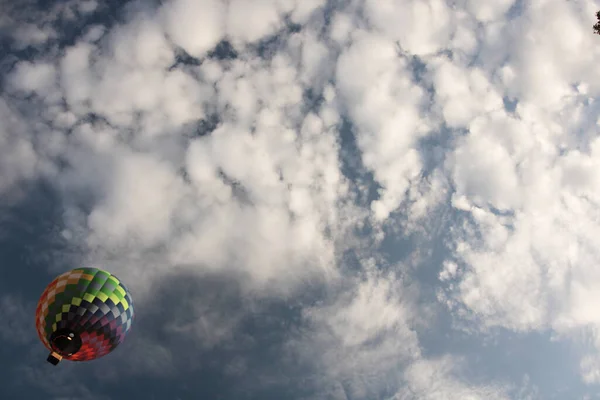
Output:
[1,0,600,398]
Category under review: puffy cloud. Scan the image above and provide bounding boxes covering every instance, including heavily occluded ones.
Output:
[9,61,58,97]
[226,0,285,44]
[429,60,504,128]
[397,357,510,400]
[285,270,419,398]
[465,0,516,23]
[160,0,225,58]
[363,0,453,56]
[450,115,522,211]
[335,31,432,221]
[0,99,38,196]
[501,0,600,108]
[437,0,600,387]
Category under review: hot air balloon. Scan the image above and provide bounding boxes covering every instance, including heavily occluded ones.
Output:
[35,267,134,365]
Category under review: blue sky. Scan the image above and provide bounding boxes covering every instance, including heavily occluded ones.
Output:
[2,0,600,399]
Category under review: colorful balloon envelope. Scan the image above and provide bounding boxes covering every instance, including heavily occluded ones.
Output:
[35,267,134,365]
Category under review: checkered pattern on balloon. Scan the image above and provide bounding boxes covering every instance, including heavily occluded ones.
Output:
[35,268,134,361]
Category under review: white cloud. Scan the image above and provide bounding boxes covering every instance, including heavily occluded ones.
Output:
[465,0,515,23]
[436,0,600,386]
[85,149,186,250]
[289,269,513,399]
[335,31,432,221]
[10,61,58,96]
[0,99,38,196]
[160,0,225,58]
[305,270,418,350]
[60,42,95,113]
[6,5,349,302]
[450,115,521,211]
[225,0,326,47]
[363,0,453,56]
[287,269,421,397]
[443,128,600,333]
[429,60,504,128]
[397,357,510,400]
[226,0,284,44]
[11,23,56,49]
[502,0,600,108]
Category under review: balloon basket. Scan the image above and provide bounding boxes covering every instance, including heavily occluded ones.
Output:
[47,352,62,366]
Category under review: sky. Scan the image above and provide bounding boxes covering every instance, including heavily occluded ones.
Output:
[1,0,600,398]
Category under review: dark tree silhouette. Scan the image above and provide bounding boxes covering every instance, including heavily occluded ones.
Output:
[594,11,600,35]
